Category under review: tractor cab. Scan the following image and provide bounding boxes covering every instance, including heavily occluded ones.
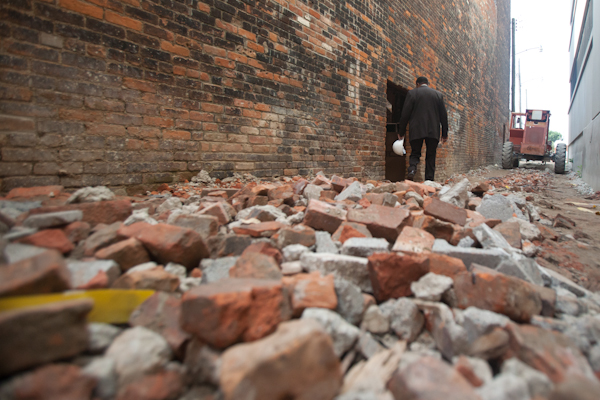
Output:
[503,109,565,173]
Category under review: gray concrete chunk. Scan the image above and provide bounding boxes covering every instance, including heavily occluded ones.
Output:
[335,277,365,326]
[302,307,360,357]
[476,194,526,222]
[282,244,310,262]
[433,239,510,270]
[410,272,454,302]
[473,223,512,252]
[497,253,544,286]
[4,243,48,263]
[380,298,424,343]
[303,184,324,201]
[236,205,286,222]
[341,237,390,258]
[361,305,390,334]
[200,256,238,283]
[538,265,589,297]
[67,259,121,288]
[68,186,115,203]
[315,231,340,254]
[462,307,510,343]
[477,373,530,400]
[23,210,83,229]
[335,181,363,202]
[501,358,553,398]
[301,252,372,292]
[440,178,470,208]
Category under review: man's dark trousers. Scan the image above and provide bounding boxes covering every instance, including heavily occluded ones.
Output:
[408,138,438,181]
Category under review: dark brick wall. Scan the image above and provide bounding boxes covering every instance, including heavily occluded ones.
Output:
[0,0,510,193]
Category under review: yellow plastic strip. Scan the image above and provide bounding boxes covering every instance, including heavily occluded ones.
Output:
[577,207,596,214]
[0,289,155,324]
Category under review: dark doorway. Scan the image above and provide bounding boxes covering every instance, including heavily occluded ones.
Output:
[385,81,409,181]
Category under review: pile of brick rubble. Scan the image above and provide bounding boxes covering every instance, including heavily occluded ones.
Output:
[0,170,599,400]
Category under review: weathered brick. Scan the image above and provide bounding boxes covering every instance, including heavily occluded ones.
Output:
[105,10,142,31]
[59,0,104,19]
[0,115,35,132]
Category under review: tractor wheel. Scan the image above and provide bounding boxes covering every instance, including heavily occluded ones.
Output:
[502,141,515,169]
[555,143,567,174]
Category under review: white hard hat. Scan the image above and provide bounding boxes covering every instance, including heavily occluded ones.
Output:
[392,139,406,155]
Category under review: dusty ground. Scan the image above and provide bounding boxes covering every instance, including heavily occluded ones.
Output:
[449,161,600,292]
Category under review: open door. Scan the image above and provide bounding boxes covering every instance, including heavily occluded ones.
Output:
[385,81,409,181]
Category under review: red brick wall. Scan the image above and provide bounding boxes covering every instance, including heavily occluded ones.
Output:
[0,0,510,193]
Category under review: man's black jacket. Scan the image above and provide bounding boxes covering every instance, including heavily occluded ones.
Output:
[398,85,449,141]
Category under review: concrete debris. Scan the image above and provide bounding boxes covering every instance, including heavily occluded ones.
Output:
[1,171,599,399]
[440,178,470,208]
[335,181,363,202]
[476,193,526,222]
[410,272,454,301]
[476,373,530,400]
[380,298,424,342]
[500,357,553,398]
[67,186,116,203]
[302,307,361,357]
[341,237,390,258]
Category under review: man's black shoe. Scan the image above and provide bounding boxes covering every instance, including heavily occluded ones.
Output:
[406,170,415,181]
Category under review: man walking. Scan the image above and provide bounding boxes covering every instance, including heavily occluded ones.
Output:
[397,76,449,181]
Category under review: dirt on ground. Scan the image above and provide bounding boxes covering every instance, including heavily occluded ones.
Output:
[447,161,600,292]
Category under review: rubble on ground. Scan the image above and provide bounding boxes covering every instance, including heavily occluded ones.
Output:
[1,168,600,400]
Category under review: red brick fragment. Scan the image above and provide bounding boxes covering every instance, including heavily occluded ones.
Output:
[231,221,284,238]
[392,226,435,253]
[116,369,185,400]
[111,266,180,292]
[367,252,429,302]
[283,271,337,316]
[347,204,411,242]
[241,241,283,265]
[454,265,542,322]
[388,356,480,400]
[506,323,595,383]
[0,249,71,297]
[63,221,91,243]
[180,278,292,348]
[95,237,152,271]
[17,229,75,254]
[0,299,93,376]
[7,364,96,399]
[117,222,209,270]
[229,252,282,280]
[424,197,468,226]
[332,222,371,243]
[268,184,294,204]
[6,185,64,200]
[28,199,132,226]
[277,224,317,248]
[303,199,347,233]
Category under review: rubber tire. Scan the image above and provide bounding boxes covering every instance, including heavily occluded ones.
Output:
[502,141,515,169]
[555,143,567,174]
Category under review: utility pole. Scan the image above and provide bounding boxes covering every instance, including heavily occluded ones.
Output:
[511,18,516,113]
[518,60,521,112]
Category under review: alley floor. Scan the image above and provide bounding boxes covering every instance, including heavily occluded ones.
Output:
[1,163,600,399]
[449,161,600,291]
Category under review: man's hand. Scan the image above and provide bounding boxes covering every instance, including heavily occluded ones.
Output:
[440,136,448,144]
[397,134,404,141]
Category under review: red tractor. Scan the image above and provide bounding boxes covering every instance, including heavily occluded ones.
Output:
[502,109,566,174]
